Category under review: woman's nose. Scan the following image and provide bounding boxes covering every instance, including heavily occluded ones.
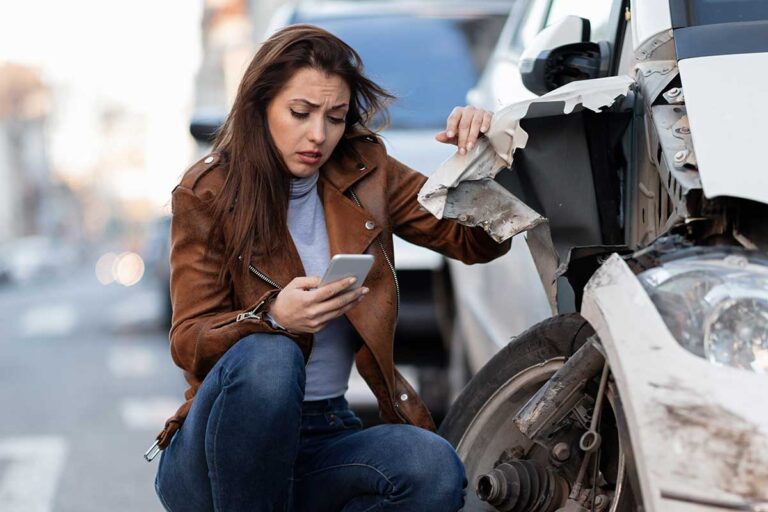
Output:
[308,119,326,145]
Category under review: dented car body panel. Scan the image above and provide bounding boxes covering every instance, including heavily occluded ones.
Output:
[420,75,636,313]
[432,0,768,509]
[582,254,768,510]
[419,75,635,232]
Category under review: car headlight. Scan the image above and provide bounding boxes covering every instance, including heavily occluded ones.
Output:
[637,252,768,374]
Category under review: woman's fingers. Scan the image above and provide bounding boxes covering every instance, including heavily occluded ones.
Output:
[443,106,462,142]
[437,106,493,154]
[465,109,486,152]
[309,294,366,331]
[456,107,475,154]
[434,130,455,144]
[271,277,368,334]
[288,276,322,290]
[312,286,368,317]
[481,110,492,134]
[311,277,357,302]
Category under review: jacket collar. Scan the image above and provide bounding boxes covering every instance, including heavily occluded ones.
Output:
[319,178,382,257]
[320,133,380,193]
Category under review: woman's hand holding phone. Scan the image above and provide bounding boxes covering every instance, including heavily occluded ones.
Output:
[266,276,368,334]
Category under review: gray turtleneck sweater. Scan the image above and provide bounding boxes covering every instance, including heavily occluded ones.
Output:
[282,172,357,401]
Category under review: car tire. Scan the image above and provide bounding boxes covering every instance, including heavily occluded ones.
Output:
[438,314,640,511]
[439,314,592,446]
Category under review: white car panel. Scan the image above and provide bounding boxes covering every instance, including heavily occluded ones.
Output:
[679,52,768,204]
[448,238,551,371]
[392,236,443,270]
[379,129,456,178]
[631,0,672,54]
[582,254,768,510]
[471,55,537,112]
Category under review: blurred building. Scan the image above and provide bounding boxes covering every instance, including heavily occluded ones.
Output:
[192,0,285,153]
[0,62,55,243]
[194,0,253,132]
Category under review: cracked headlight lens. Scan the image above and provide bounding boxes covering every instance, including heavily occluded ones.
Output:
[638,253,768,374]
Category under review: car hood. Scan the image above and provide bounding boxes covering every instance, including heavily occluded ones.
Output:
[679,52,768,204]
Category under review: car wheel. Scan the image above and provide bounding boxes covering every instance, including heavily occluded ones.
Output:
[439,314,639,511]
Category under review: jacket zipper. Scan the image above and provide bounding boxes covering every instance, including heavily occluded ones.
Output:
[348,189,400,321]
[230,257,284,322]
[236,298,267,322]
[348,188,409,423]
[247,263,282,291]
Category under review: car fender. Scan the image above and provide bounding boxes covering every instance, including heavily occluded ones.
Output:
[581,253,768,511]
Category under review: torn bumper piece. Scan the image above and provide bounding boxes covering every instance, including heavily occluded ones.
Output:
[418,76,635,313]
[417,75,635,239]
[442,178,545,244]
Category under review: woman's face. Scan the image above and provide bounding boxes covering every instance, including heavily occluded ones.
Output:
[266,67,351,178]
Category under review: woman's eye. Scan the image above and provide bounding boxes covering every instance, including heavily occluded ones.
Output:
[290,109,344,124]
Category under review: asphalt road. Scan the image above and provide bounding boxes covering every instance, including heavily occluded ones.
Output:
[0,263,185,511]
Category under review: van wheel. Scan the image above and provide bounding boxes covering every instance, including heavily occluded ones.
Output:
[439,314,639,511]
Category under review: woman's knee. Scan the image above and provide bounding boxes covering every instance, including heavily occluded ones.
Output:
[220,333,305,401]
[410,429,464,487]
[382,426,466,510]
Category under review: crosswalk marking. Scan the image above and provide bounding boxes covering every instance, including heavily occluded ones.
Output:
[0,437,68,512]
[20,305,76,338]
[109,290,162,328]
[108,345,158,377]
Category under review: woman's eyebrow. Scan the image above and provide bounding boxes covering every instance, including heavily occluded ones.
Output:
[290,99,348,111]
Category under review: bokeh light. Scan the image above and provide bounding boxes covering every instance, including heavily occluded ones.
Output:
[113,252,145,286]
[95,252,118,285]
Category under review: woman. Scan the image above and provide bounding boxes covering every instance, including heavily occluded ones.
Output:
[151,24,509,511]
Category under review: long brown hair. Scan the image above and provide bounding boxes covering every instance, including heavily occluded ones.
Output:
[208,24,393,281]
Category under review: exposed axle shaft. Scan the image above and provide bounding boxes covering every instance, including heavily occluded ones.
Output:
[476,459,568,512]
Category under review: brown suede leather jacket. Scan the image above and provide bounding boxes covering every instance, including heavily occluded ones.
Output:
[152,132,510,451]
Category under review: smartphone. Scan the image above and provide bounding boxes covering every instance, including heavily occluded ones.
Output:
[319,254,375,289]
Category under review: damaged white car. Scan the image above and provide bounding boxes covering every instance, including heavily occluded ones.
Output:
[421,0,768,511]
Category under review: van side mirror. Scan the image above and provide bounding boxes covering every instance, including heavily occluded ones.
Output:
[520,16,611,96]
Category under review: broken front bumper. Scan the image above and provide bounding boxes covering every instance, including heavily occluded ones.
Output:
[582,254,768,511]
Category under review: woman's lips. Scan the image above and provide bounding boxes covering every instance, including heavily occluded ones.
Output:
[297,151,322,165]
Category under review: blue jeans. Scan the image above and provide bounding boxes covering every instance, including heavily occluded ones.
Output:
[154,333,466,511]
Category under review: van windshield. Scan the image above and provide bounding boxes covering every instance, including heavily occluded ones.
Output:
[295,14,505,129]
